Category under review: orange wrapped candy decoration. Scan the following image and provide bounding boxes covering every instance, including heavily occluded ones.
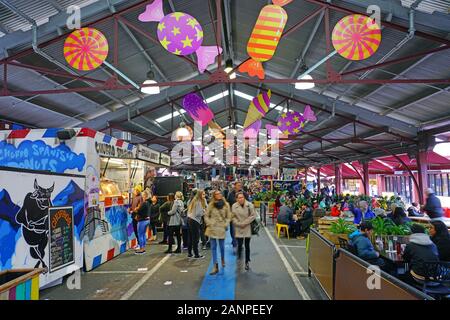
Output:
[239,0,293,79]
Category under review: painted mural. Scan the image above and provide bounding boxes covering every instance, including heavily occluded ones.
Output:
[0,171,85,287]
[0,140,86,173]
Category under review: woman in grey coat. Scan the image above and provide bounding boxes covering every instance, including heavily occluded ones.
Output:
[187,189,207,259]
[231,192,256,270]
[165,191,184,254]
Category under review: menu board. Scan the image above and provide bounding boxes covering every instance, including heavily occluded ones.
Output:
[48,206,75,273]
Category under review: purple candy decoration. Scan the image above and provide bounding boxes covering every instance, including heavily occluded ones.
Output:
[138,0,222,73]
[182,93,214,126]
[277,111,305,135]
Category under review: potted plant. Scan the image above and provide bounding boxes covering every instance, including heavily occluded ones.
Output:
[324,218,357,245]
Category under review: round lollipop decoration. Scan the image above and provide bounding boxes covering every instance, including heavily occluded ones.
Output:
[64,27,109,71]
[332,14,381,61]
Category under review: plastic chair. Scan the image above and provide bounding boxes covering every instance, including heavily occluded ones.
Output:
[275,223,290,239]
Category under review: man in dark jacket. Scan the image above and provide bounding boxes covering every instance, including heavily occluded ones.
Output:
[349,222,385,268]
[403,224,440,283]
[422,188,443,220]
[295,204,313,239]
[158,193,174,244]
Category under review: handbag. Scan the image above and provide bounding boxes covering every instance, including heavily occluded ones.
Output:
[248,206,260,236]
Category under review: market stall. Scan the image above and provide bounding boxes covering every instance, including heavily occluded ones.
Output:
[0,128,137,285]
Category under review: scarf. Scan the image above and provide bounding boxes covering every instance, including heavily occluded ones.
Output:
[214,199,225,210]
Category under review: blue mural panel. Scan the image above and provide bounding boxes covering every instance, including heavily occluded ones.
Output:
[0,140,86,173]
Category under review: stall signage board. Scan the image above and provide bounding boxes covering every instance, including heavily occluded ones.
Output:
[95,141,134,159]
[48,206,75,273]
[137,145,160,164]
[160,154,171,166]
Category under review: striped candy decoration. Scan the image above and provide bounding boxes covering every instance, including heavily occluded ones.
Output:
[332,14,381,61]
[244,90,272,138]
[64,28,109,71]
[239,0,293,79]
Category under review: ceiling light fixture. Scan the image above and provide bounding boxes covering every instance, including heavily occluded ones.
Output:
[295,62,315,90]
[141,68,160,95]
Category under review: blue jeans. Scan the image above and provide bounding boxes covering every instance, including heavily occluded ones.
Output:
[137,220,149,249]
[210,238,225,265]
[229,223,237,247]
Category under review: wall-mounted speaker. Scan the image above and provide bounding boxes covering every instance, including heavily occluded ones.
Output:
[57,129,76,140]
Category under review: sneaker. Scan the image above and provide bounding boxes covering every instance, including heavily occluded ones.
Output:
[132,245,140,250]
[245,262,250,271]
[193,255,205,259]
[297,236,306,240]
[134,250,145,255]
[187,254,193,258]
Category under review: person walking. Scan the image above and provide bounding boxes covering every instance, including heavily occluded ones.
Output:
[187,189,207,259]
[227,181,248,250]
[231,192,256,270]
[128,185,143,248]
[422,188,443,220]
[204,190,232,275]
[133,190,151,254]
[158,193,174,245]
[165,191,184,254]
[149,195,160,241]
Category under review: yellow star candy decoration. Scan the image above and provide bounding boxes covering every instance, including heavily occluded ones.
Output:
[157,22,166,32]
[187,18,198,29]
[174,48,182,55]
[171,12,185,21]
[283,130,290,136]
[277,121,282,127]
[293,128,300,134]
[293,116,300,122]
[195,27,204,41]
[160,36,171,50]
[286,121,291,126]
[181,35,193,48]
[281,113,287,119]
[171,27,181,36]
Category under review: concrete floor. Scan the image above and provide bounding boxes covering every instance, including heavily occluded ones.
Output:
[40,223,328,300]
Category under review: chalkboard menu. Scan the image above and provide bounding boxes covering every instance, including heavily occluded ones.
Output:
[48,207,75,273]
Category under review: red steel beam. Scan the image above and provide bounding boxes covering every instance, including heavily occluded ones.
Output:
[4,76,450,97]
[341,45,450,77]
[303,0,450,46]
[7,61,107,84]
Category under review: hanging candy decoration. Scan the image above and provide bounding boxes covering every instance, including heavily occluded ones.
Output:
[138,0,222,73]
[64,28,109,71]
[239,0,293,80]
[243,90,271,138]
[332,14,381,61]
[277,105,316,135]
[266,124,290,145]
[182,93,224,139]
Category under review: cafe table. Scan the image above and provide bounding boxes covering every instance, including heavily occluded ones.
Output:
[378,250,409,275]
[409,216,450,230]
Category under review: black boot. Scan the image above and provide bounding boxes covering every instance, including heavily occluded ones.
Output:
[174,247,181,254]
[210,263,219,275]
[164,246,172,254]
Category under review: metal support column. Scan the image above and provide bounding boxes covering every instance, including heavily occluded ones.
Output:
[362,161,370,196]
[416,151,428,204]
[334,163,342,195]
